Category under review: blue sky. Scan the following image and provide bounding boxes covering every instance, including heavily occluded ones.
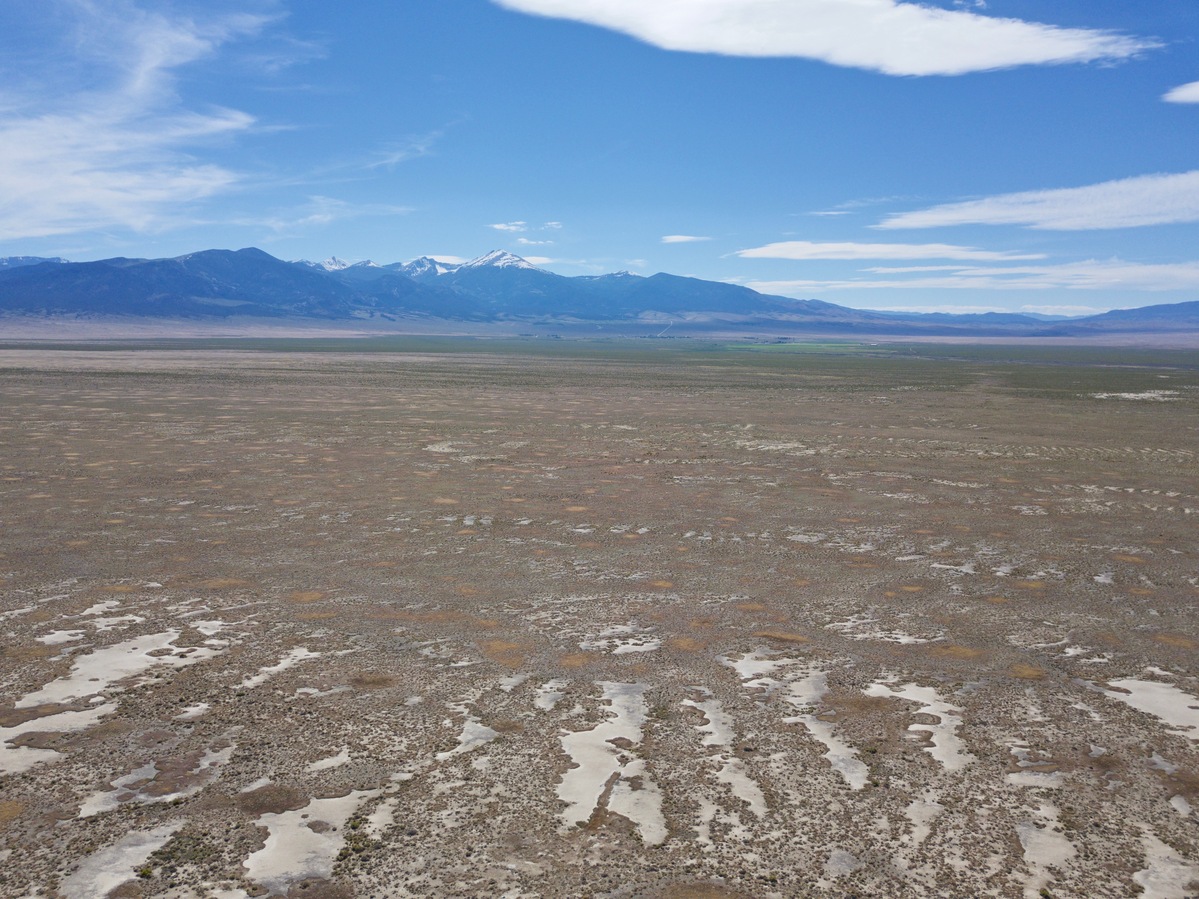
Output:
[1,0,1197,314]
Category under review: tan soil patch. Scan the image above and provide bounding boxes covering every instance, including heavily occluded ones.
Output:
[1011,664,1047,679]
[288,590,326,604]
[1153,634,1198,650]
[558,652,598,669]
[931,645,988,661]
[196,577,252,589]
[297,611,338,621]
[734,602,768,613]
[753,630,809,645]
[0,800,23,828]
[479,639,528,668]
[348,672,396,690]
[0,645,54,661]
[666,636,707,652]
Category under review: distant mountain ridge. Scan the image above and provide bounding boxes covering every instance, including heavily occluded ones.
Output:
[1,248,1197,337]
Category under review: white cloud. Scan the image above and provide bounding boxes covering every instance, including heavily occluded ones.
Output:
[1164,81,1199,104]
[523,256,555,265]
[747,259,1199,294]
[0,3,270,240]
[491,0,1153,76]
[428,255,470,265]
[543,221,564,229]
[737,240,1044,261]
[662,234,712,243]
[366,129,445,169]
[879,170,1199,231]
[490,221,528,232]
[516,237,554,245]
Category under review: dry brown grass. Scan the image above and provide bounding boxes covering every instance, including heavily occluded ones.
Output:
[1153,634,1198,650]
[287,590,326,604]
[0,800,23,828]
[479,639,528,668]
[752,630,808,645]
[1011,663,1047,680]
[931,645,988,661]
[558,652,597,669]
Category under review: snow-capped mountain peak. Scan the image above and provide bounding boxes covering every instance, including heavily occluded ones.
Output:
[400,256,461,278]
[460,250,541,271]
[320,257,351,271]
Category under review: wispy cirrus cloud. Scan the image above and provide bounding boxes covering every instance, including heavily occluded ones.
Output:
[233,195,412,236]
[490,221,529,232]
[1164,81,1199,104]
[747,259,1199,294]
[737,240,1044,261]
[491,0,1154,76]
[0,1,276,240]
[661,234,711,244]
[878,171,1199,231]
[366,129,446,169]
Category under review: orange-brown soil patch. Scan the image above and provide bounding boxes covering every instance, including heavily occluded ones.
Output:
[1011,664,1047,680]
[479,639,529,668]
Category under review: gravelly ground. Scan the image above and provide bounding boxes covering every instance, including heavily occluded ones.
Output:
[1,343,1197,899]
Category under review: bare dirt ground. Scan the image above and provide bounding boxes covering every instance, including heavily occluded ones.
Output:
[1,342,1197,898]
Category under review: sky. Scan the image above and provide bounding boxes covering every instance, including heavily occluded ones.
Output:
[1,0,1197,315]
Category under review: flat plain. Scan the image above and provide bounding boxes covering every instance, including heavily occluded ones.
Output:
[1,339,1198,898]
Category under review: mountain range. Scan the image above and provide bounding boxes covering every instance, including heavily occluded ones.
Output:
[1,248,1197,338]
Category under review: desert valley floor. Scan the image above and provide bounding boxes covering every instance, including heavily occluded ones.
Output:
[0,339,1197,898]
